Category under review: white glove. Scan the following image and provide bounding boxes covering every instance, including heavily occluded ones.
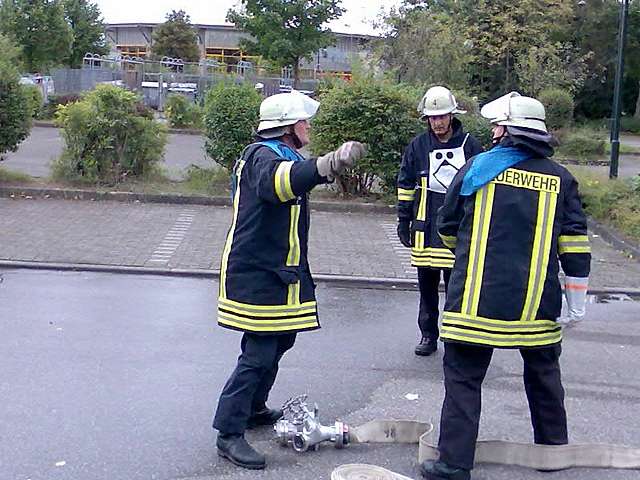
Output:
[316,141,367,180]
[557,276,588,329]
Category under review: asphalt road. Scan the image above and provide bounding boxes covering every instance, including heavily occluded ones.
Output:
[0,127,209,180]
[1,269,639,480]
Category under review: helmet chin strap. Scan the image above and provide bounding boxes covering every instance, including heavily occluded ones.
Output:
[283,126,303,149]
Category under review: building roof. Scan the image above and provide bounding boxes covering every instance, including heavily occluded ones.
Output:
[104,22,379,40]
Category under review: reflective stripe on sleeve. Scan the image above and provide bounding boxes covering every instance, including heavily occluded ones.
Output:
[274,161,296,202]
[398,188,416,202]
[558,235,591,254]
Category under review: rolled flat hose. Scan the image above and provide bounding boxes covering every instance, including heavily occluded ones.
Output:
[331,420,640,479]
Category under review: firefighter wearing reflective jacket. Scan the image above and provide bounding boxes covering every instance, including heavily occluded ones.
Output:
[397,86,483,356]
[419,92,591,480]
[213,91,365,470]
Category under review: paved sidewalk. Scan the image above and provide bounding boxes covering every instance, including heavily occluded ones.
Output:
[1,197,639,290]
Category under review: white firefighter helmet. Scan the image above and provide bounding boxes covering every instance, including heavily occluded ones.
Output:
[257,90,320,134]
[418,86,466,117]
[480,91,547,133]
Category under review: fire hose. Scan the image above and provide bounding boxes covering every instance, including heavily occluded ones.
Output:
[274,395,640,479]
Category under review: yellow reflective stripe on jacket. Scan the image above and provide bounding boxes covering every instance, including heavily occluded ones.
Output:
[219,297,316,316]
[439,234,457,249]
[411,247,455,268]
[416,177,428,221]
[558,235,591,254]
[441,311,562,347]
[398,188,415,202]
[286,204,301,305]
[219,160,245,299]
[218,297,319,332]
[461,184,495,316]
[274,161,296,202]
[521,191,558,321]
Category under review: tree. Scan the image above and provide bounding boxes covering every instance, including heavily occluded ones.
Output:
[151,10,200,62]
[0,32,22,69]
[0,0,73,72]
[0,58,31,159]
[377,8,474,89]
[227,0,345,87]
[63,0,108,68]
[515,43,590,97]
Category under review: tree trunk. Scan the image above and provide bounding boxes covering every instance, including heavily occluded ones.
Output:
[293,58,300,89]
[635,80,640,119]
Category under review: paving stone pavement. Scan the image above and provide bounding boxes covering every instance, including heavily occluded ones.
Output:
[1,197,640,290]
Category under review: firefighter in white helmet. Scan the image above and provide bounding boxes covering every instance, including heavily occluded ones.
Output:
[420,92,591,480]
[213,90,366,470]
[397,86,483,357]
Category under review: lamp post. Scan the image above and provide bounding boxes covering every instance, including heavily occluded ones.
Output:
[609,0,630,179]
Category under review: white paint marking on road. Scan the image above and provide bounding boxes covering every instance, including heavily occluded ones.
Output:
[381,222,416,276]
[148,209,197,266]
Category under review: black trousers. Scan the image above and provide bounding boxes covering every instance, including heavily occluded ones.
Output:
[417,267,451,340]
[438,342,567,470]
[213,332,296,435]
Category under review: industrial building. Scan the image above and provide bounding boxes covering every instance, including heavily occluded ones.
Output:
[104,23,374,79]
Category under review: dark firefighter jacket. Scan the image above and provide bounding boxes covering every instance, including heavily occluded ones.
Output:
[397,118,483,269]
[217,140,327,335]
[437,135,591,349]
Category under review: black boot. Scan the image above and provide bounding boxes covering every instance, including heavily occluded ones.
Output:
[216,434,266,469]
[247,407,283,429]
[415,336,437,356]
[419,460,470,480]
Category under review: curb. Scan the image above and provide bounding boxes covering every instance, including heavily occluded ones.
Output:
[589,218,640,259]
[0,260,417,290]
[0,186,396,214]
[1,259,637,295]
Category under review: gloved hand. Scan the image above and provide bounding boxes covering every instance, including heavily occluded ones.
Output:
[397,220,412,248]
[316,141,367,180]
[557,276,588,328]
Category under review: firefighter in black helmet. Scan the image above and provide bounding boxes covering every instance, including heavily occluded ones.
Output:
[419,92,591,480]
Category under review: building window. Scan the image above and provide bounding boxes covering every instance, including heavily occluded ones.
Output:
[117,45,147,58]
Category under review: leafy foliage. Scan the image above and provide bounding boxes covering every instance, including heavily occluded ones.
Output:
[227,0,344,86]
[0,0,73,72]
[151,10,200,62]
[203,82,262,171]
[573,169,640,242]
[539,89,574,131]
[310,77,423,195]
[0,60,31,156]
[63,0,108,68]
[21,84,43,118]
[557,128,606,160]
[54,85,167,183]
[165,94,203,129]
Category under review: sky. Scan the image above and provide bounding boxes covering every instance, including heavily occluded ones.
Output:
[93,0,402,36]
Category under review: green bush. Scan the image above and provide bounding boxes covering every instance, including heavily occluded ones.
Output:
[452,90,479,114]
[621,116,640,134]
[53,85,167,183]
[39,93,81,119]
[0,62,31,157]
[22,84,43,118]
[572,168,640,242]
[310,78,423,195]
[557,128,606,160]
[459,113,493,150]
[165,94,203,129]
[539,88,574,131]
[203,82,262,171]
